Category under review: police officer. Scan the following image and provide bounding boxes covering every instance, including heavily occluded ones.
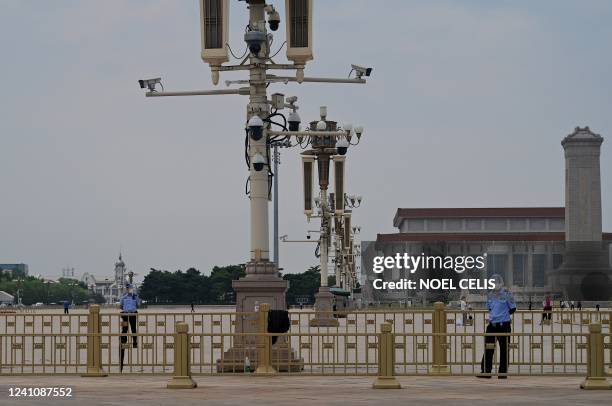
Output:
[120,283,139,348]
[478,273,516,379]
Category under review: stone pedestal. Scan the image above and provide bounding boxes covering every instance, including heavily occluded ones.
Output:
[233,261,288,314]
[549,242,611,301]
[309,286,339,327]
[216,260,303,372]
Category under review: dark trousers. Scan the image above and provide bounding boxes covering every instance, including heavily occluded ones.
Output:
[64,308,69,314]
[542,307,552,321]
[121,314,138,347]
[481,321,511,374]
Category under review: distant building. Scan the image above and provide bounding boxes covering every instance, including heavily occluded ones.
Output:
[78,254,135,304]
[0,291,14,305]
[363,207,612,305]
[0,263,29,278]
[363,127,611,305]
[92,278,118,303]
[61,267,76,279]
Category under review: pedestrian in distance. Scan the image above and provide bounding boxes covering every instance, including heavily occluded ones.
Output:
[541,295,552,324]
[190,302,195,313]
[558,299,566,321]
[478,274,516,379]
[460,296,468,326]
[119,283,139,372]
[63,299,70,314]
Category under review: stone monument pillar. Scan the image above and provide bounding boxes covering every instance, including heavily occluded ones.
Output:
[551,127,611,301]
[563,127,603,242]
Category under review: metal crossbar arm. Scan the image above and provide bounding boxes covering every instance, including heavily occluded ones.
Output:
[146,88,248,97]
[267,75,366,84]
[216,63,299,72]
[280,239,318,243]
[266,130,346,138]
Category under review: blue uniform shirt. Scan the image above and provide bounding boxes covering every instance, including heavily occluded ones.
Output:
[120,293,139,313]
[487,288,516,324]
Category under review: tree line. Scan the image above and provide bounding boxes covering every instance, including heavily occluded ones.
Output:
[139,264,336,306]
[0,272,105,305]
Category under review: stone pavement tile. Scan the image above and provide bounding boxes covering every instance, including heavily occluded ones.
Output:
[0,376,610,406]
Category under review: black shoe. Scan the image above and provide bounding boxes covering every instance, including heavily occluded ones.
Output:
[477,373,491,379]
[498,376,507,379]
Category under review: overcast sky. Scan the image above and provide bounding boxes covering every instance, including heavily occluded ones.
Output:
[1,0,611,281]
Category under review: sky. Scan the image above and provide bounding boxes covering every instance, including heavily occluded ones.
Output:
[1,0,611,281]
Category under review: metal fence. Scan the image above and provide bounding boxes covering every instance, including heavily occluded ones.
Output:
[1,304,611,387]
[2,307,609,336]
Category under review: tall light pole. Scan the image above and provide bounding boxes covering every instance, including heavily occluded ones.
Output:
[140,0,369,304]
[139,0,371,368]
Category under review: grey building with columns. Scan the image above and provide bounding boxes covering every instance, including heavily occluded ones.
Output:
[362,127,611,305]
[362,207,612,304]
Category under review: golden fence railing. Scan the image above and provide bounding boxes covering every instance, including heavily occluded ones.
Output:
[0,306,610,389]
[1,307,609,338]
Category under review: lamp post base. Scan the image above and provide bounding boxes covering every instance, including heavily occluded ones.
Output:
[310,286,339,327]
[216,260,303,372]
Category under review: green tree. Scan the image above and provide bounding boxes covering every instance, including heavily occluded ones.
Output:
[138,265,245,305]
[283,265,322,306]
[0,275,103,305]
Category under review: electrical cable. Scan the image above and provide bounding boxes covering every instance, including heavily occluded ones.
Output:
[269,41,286,59]
[226,43,249,60]
[244,128,251,169]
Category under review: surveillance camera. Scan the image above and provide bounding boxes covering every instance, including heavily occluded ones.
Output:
[288,111,301,132]
[306,234,311,240]
[268,10,280,31]
[336,136,349,155]
[316,120,327,131]
[252,153,266,172]
[247,115,264,141]
[244,30,266,56]
[351,64,373,78]
[286,96,298,104]
[138,78,162,92]
[264,5,281,31]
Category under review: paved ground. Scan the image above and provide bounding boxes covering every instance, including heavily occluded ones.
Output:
[0,375,610,406]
